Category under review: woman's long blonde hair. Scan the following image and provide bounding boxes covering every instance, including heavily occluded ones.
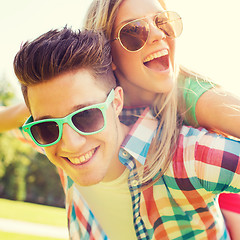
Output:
[83,0,184,187]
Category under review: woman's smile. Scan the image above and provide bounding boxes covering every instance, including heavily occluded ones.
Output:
[143,49,170,71]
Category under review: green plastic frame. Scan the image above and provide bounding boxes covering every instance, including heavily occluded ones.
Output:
[22,89,115,147]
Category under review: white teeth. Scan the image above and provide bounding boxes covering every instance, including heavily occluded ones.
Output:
[68,149,95,165]
[144,49,168,63]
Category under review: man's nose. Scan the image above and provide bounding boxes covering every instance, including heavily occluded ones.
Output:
[59,123,87,152]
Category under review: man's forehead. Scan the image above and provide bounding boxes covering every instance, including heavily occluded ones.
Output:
[27,73,107,119]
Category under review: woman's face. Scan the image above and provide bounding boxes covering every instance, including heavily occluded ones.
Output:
[111,0,177,106]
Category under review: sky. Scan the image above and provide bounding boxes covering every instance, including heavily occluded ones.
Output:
[1,0,240,100]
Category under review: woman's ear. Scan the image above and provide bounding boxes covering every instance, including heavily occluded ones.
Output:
[113,86,124,116]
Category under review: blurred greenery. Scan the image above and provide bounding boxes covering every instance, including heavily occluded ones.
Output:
[0,78,65,207]
[0,74,15,106]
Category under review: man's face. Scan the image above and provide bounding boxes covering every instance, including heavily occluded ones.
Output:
[27,69,126,186]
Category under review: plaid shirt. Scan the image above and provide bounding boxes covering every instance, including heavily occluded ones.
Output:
[57,107,240,240]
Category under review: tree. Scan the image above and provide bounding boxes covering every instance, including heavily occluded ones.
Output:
[0,132,32,201]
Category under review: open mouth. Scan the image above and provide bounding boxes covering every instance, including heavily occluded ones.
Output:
[67,147,98,165]
[143,50,169,71]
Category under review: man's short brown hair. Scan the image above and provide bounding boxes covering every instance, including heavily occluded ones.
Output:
[14,27,116,108]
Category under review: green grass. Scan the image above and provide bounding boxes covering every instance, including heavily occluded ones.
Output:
[0,198,67,227]
[0,231,66,240]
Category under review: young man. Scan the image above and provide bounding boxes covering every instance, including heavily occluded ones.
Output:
[14,28,240,240]
[14,28,139,239]
[14,28,129,186]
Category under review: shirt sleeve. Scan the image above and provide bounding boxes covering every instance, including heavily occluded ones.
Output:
[175,126,240,194]
[183,77,214,126]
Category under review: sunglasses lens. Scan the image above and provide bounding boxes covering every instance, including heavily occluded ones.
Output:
[31,121,59,145]
[155,12,183,38]
[72,108,104,133]
[119,20,148,51]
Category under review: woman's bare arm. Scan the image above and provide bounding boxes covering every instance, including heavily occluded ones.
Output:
[0,103,30,132]
[196,87,240,138]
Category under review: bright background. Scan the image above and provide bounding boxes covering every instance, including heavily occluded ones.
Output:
[1,0,240,99]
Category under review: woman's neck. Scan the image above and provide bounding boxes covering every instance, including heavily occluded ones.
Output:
[121,84,157,107]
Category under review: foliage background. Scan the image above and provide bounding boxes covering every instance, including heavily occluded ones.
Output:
[0,80,65,207]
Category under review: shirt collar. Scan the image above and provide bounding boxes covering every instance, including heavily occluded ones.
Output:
[119,107,158,166]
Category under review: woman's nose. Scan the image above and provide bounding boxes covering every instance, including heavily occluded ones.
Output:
[59,123,87,152]
[148,20,166,43]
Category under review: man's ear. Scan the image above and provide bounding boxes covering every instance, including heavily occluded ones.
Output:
[113,86,124,116]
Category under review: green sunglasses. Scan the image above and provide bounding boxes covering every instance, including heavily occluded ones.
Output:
[22,89,115,147]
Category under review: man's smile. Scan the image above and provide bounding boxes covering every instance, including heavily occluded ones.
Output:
[66,147,98,165]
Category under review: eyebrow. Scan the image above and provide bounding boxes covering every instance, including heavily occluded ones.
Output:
[117,11,164,28]
[34,101,99,121]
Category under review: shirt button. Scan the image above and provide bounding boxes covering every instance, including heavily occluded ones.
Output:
[122,150,129,158]
[136,216,141,224]
[131,180,138,187]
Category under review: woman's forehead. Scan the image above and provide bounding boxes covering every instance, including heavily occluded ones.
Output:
[114,0,165,28]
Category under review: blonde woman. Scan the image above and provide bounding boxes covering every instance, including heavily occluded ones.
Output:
[83,0,240,239]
